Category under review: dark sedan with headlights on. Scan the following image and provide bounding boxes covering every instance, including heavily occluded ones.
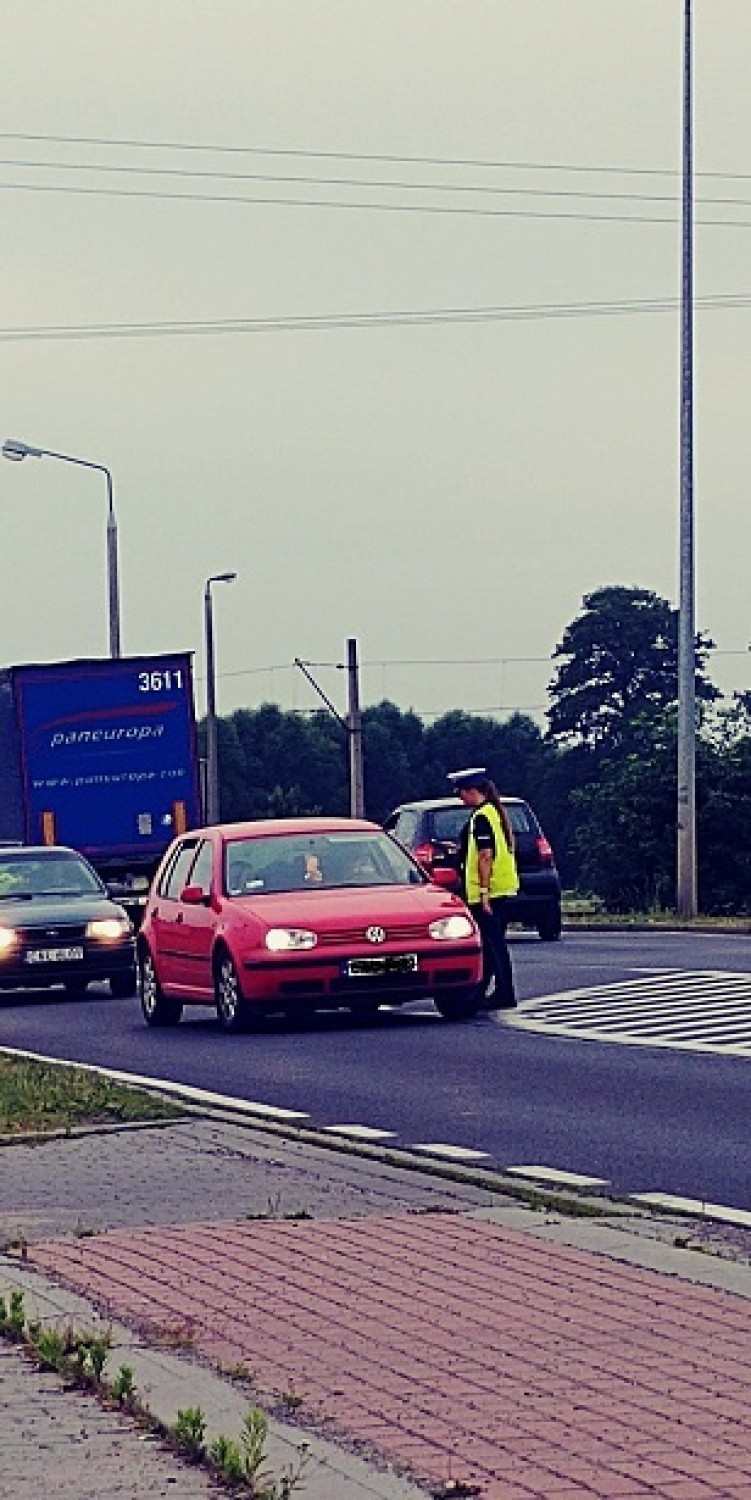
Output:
[0,845,136,998]
[137,817,485,1030]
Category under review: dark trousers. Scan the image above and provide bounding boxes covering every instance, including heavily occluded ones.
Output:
[470,897,516,1008]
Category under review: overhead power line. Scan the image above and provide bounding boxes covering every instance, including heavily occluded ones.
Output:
[1,129,749,181]
[5,154,751,210]
[5,176,751,228]
[0,293,749,345]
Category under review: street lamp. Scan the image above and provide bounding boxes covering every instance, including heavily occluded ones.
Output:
[204,571,237,825]
[676,0,697,916]
[2,437,122,658]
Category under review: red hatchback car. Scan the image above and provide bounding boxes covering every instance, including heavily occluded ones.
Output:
[137,817,484,1030]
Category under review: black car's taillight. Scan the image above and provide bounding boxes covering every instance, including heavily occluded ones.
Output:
[537,835,554,866]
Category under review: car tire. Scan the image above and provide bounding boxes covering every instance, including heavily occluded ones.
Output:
[139,950,183,1027]
[537,906,562,942]
[214,950,251,1033]
[110,969,137,999]
[434,987,481,1022]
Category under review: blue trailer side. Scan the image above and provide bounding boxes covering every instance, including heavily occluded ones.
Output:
[0,655,201,892]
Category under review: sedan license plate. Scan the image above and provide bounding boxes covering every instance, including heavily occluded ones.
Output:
[25,946,85,964]
[345,954,417,978]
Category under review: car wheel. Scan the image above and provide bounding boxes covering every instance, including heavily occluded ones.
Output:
[434,987,481,1022]
[537,906,562,942]
[214,950,250,1033]
[139,950,183,1027]
[110,969,137,999]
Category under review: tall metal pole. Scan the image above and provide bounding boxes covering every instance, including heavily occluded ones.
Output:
[203,571,236,826]
[677,0,697,916]
[102,466,121,658]
[204,582,218,825]
[346,637,365,818]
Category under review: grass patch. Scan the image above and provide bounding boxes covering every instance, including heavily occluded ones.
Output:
[0,1055,184,1136]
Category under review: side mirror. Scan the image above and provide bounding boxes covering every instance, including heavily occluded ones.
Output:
[430,867,460,891]
[181,884,209,906]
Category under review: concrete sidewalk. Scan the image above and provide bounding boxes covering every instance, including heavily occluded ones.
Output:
[3,1115,751,1499]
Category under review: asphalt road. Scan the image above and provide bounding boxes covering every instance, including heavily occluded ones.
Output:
[2,930,750,1211]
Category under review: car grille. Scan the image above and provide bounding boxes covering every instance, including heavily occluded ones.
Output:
[19,922,88,946]
[317,921,428,947]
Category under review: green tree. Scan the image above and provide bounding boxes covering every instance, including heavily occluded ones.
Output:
[547,585,717,750]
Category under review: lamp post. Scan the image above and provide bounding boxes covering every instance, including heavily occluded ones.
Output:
[676,0,697,916]
[2,437,122,658]
[204,572,237,825]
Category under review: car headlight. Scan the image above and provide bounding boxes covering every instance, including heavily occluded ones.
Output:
[86,917,132,941]
[0,925,18,954]
[264,928,317,952]
[428,914,474,941]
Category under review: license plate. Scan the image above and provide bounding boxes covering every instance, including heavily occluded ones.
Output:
[345,954,418,978]
[25,946,85,964]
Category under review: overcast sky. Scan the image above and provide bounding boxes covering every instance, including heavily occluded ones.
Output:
[2,1,749,728]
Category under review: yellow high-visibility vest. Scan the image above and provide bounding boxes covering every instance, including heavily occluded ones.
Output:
[465,802,519,904]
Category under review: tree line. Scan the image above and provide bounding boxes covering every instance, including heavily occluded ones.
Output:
[202,586,750,915]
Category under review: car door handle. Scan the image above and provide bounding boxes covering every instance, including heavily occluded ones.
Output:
[175,912,184,924]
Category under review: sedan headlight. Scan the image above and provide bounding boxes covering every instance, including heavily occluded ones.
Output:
[428,914,474,941]
[0,925,18,955]
[265,928,317,952]
[86,917,133,941]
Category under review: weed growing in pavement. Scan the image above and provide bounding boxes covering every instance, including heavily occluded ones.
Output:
[209,1431,246,1483]
[277,1387,304,1411]
[111,1364,137,1406]
[172,1405,207,1461]
[0,1287,26,1340]
[1,1287,308,1497]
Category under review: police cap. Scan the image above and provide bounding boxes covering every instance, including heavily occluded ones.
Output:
[446,766,488,791]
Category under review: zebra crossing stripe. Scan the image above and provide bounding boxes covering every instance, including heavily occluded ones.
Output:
[512,970,751,1056]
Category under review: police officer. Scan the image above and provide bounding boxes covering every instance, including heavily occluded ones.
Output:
[447,767,518,1010]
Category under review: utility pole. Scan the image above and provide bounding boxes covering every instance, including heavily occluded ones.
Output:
[677,0,697,916]
[346,638,365,819]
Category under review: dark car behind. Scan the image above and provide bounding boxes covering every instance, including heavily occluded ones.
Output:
[0,845,137,997]
[384,796,562,940]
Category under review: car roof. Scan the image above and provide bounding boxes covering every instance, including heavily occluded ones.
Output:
[0,844,84,857]
[190,817,384,841]
[389,796,527,814]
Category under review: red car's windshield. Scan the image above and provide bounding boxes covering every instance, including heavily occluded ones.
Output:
[224,831,425,896]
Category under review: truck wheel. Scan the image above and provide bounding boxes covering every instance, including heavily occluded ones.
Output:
[139,951,182,1027]
[434,988,481,1022]
[537,906,562,942]
[110,970,137,999]
[215,951,251,1033]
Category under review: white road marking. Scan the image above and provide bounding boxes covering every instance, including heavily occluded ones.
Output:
[323,1124,397,1140]
[505,1165,610,1190]
[410,1143,492,1161]
[630,1193,751,1228]
[513,970,751,1056]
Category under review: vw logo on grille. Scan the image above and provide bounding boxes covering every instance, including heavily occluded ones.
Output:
[365,925,386,945]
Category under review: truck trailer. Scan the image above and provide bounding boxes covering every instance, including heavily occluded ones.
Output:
[0,653,202,925]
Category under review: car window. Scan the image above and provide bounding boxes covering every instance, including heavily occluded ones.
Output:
[225,832,425,894]
[187,840,213,893]
[432,807,470,844]
[392,810,420,846]
[162,841,200,900]
[0,852,103,898]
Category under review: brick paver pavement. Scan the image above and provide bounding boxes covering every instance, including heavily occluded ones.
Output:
[29,1213,751,1500]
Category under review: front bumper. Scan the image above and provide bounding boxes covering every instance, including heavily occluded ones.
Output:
[0,938,136,992]
[240,942,483,1006]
